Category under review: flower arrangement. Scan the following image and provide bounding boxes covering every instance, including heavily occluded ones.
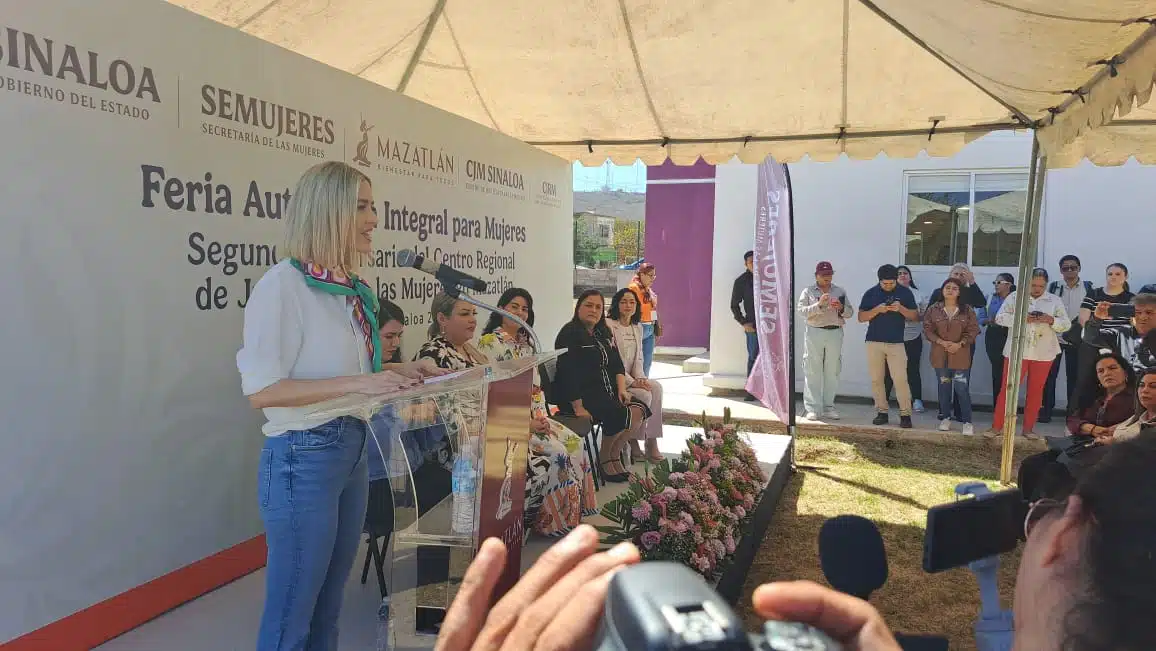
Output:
[597,408,767,581]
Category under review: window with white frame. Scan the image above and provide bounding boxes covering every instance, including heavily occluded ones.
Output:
[903,171,1030,268]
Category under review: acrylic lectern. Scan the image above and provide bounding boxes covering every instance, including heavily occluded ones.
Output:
[304,352,561,651]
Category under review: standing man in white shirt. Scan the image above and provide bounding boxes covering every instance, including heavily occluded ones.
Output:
[797,261,853,420]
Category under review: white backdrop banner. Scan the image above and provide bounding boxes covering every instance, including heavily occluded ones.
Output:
[0,0,573,642]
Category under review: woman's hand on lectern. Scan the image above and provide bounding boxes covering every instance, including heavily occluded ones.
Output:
[393,358,451,379]
[354,371,421,395]
[435,524,640,651]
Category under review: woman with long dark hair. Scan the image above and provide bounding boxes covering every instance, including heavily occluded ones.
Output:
[477,288,598,536]
[923,277,980,435]
[377,299,405,364]
[884,265,926,412]
[607,287,664,462]
[553,290,650,482]
[1074,263,1135,404]
[1017,351,1136,501]
[1113,367,1156,439]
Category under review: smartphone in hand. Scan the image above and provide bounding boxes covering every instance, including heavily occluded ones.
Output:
[1108,304,1137,319]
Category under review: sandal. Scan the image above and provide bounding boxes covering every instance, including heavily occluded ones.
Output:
[600,460,630,483]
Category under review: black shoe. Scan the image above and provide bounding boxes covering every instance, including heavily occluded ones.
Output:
[744,393,757,402]
[900,416,913,429]
[1038,414,1052,424]
[872,413,889,426]
[603,472,631,483]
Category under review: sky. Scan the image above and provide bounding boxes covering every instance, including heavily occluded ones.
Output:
[572,160,646,193]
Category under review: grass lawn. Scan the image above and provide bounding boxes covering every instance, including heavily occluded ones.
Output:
[735,434,1022,651]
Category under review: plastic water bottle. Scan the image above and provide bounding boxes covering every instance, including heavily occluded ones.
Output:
[451,450,476,534]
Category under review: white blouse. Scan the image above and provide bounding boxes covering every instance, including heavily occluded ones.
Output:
[236,260,370,436]
[994,291,1071,362]
[607,320,646,383]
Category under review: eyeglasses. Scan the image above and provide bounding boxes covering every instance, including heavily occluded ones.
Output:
[1024,498,1065,539]
[1061,265,1080,272]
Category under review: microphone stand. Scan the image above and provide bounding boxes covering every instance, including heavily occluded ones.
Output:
[955,481,1014,651]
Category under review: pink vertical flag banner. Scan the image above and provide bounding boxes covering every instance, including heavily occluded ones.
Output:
[745,159,793,423]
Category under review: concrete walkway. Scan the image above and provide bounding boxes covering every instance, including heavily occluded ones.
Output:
[650,356,1062,451]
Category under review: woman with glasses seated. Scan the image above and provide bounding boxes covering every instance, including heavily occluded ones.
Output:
[1017,351,1136,501]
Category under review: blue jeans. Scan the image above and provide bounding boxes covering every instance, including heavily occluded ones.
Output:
[257,416,369,651]
[935,368,973,424]
[745,330,759,376]
[641,322,656,376]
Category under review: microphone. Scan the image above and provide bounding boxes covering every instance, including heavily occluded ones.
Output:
[818,515,888,601]
[396,249,487,293]
[819,516,950,651]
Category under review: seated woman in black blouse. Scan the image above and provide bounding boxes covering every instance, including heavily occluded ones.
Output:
[1018,351,1136,501]
[553,290,651,482]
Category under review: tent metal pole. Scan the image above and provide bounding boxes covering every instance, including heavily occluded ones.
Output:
[999,133,1046,485]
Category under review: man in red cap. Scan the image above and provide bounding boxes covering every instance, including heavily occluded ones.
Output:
[796,261,853,420]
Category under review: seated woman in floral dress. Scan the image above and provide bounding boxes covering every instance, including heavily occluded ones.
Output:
[477,288,598,537]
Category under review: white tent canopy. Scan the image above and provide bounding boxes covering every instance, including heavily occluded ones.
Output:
[170,0,1156,165]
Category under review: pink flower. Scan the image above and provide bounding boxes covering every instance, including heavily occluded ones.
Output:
[710,539,726,558]
[709,458,722,469]
[696,555,712,572]
[680,511,695,526]
[734,505,746,518]
[724,536,736,554]
[673,520,689,534]
[631,501,652,520]
[677,488,692,502]
[640,531,662,550]
[662,486,678,499]
[668,472,684,482]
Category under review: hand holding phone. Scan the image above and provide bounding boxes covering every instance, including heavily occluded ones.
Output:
[1108,303,1136,319]
[1094,301,1112,321]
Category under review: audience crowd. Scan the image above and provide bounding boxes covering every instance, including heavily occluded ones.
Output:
[786,254,1156,441]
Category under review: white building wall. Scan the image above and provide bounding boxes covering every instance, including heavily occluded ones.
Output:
[706,164,759,388]
[707,132,1156,408]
